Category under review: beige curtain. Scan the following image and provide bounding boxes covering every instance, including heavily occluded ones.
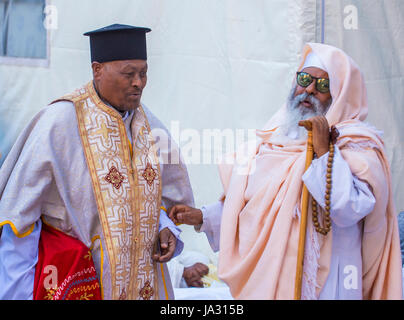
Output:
[318,0,404,212]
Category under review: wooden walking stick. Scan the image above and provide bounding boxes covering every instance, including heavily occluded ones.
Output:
[294,120,314,300]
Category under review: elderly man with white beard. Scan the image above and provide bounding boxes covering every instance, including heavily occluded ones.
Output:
[169,43,402,300]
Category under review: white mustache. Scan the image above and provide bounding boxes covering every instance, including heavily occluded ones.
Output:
[293,92,324,115]
[277,86,330,140]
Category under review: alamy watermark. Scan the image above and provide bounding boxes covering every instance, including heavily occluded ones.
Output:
[343,264,359,290]
[43,5,58,30]
[149,121,258,175]
[343,4,359,30]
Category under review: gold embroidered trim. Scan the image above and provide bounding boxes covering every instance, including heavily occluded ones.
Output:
[68,81,162,299]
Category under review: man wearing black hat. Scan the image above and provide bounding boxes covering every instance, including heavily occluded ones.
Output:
[0,24,194,300]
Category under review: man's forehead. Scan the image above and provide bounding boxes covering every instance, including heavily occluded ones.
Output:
[108,59,148,70]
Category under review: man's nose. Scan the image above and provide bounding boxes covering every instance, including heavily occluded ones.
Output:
[131,75,142,87]
[305,81,317,95]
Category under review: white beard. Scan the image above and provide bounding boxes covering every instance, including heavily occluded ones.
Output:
[277,84,332,141]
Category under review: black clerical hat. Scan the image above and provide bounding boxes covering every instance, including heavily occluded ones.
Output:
[84,24,151,62]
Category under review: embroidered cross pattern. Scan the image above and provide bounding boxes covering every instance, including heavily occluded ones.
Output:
[142,162,157,186]
[139,281,154,300]
[104,166,125,189]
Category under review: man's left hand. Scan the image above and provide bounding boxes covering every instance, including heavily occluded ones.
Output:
[299,116,339,157]
[152,227,177,263]
[302,115,330,157]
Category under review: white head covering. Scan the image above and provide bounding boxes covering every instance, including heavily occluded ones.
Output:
[302,51,327,72]
[180,250,210,267]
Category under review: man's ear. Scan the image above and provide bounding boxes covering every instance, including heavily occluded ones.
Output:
[91,61,103,80]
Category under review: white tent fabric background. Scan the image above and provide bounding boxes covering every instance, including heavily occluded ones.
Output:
[0,0,403,261]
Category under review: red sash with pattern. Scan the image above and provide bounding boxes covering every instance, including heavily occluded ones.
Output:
[33,223,102,300]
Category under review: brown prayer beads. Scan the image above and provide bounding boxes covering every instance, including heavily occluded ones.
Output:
[312,142,334,235]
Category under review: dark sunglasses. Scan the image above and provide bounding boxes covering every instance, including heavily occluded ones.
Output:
[296,71,330,94]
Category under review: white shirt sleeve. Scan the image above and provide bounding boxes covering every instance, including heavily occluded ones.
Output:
[166,256,185,288]
[302,145,376,228]
[195,201,223,252]
[0,220,42,300]
[159,208,184,258]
